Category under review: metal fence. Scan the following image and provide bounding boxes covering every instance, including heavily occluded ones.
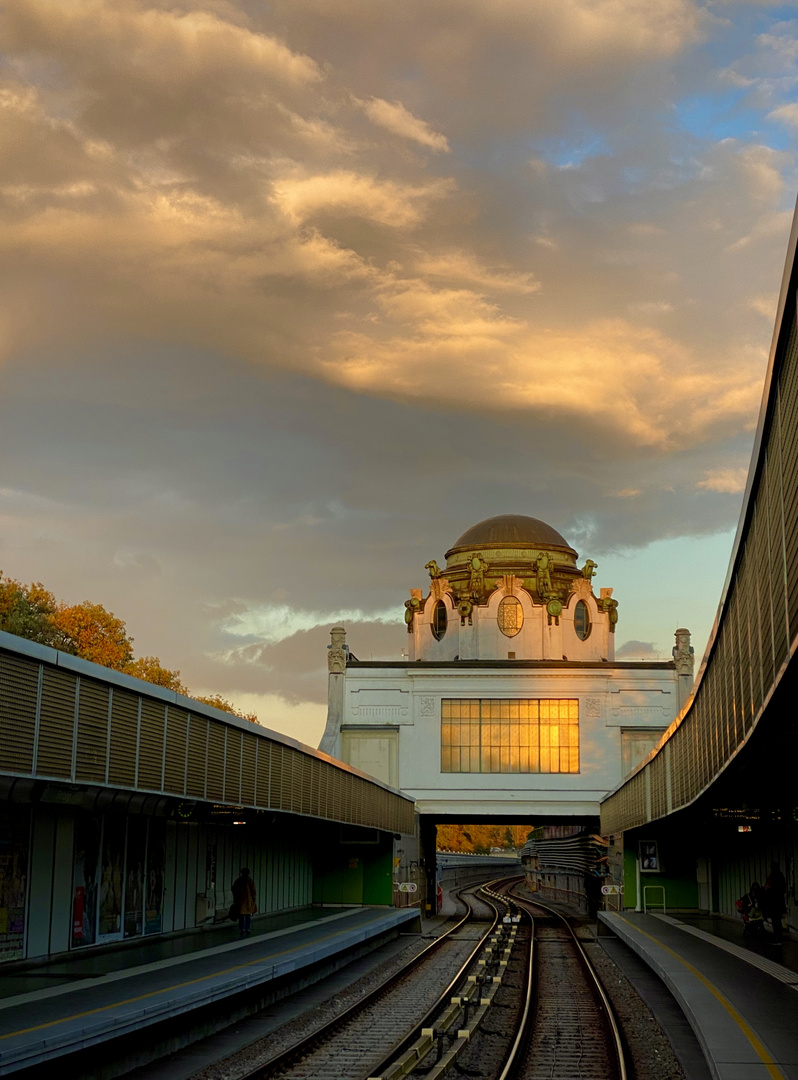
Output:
[601,209,798,835]
[0,636,415,835]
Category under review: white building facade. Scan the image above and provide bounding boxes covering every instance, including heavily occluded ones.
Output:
[320,515,694,820]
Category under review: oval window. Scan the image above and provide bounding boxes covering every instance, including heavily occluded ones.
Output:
[431,600,448,640]
[497,596,524,637]
[574,599,591,640]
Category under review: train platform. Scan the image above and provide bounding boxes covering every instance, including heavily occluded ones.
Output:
[0,904,420,1075]
[599,910,798,1080]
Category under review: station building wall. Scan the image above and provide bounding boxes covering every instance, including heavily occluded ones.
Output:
[612,817,796,928]
[2,801,317,963]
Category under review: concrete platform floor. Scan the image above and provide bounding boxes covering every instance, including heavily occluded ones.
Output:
[600,910,798,1080]
[0,905,419,1075]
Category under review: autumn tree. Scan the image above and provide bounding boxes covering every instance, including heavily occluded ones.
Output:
[196,693,259,725]
[125,656,187,694]
[0,569,259,724]
[0,575,64,648]
[53,601,134,670]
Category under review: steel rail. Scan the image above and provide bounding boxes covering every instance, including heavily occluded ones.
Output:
[245,880,488,1079]
[494,887,534,1080]
[508,886,629,1080]
[364,876,516,1080]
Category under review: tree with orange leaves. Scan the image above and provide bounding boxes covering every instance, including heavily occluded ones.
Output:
[125,656,187,693]
[0,571,259,724]
[52,601,134,670]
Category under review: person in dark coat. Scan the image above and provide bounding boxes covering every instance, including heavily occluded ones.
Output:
[765,861,787,942]
[231,867,257,937]
[738,882,765,938]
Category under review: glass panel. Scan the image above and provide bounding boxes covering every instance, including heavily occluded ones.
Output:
[124,817,146,938]
[145,820,166,935]
[432,601,448,640]
[575,601,590,640]
[440,698,579,773]
[72,813,101,948]
[98,816,125,939]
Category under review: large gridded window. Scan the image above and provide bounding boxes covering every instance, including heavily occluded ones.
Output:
[441,699,579,774]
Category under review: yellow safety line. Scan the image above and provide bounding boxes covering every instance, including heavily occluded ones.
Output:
[618,915,787,1080]
[0,920,371,1041]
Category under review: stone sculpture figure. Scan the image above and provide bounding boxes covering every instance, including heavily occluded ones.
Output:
[468,553,488,598]
[425,560,442,579]
[328,626,347,673]
[673,628,694,675]
[598,588,619,631]
[535,551,553,596]
[581,559,598,581]
[404,594,423,632]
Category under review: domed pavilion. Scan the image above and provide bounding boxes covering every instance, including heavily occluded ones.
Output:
[319,513,694,823]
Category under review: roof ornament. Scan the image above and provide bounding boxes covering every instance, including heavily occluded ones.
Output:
[581,559,598,581]
[425,560,442,579]
[467,553,489,600]
[534,551,553,598]
[328,626,348,673]
[404,591,423,634]
[597,588,619,631]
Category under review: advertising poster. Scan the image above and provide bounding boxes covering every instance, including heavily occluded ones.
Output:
[72,813,101,947]
[124,818,146,939]
[98,816,125,939]
[0,809,29,962]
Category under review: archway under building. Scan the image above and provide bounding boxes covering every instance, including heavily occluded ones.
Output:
[416,812,606,917]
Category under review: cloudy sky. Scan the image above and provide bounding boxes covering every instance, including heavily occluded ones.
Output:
[1,0,797,746]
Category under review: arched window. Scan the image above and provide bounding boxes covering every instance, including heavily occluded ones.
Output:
[431,600,448,640]
[574,599,591,640]
[497,596,524,637]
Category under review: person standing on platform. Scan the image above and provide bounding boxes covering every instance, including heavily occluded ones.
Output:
[765,861,787,942]
[232,867,257,937]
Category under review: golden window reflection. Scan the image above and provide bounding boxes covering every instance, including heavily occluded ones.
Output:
[440,698,579,774]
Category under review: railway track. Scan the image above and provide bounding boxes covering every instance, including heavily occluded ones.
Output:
[237,878,510,1080]
[368,882,629,1080]
[227,878,629,1080]
[499,887,629,1080]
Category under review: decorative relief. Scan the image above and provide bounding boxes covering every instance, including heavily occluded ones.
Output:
[597,587,619,632]
[350,690,409,718]
[419,697,435,717]
[497,596,523,637]
[584,696,602,718]
[497,574,524,597]
[328,625,347,673]
[581,559,598,581]
[534,551,553,597]
[467,553,489,599]
[404,588,424,633]
[610,706,668,719]
[351,706,407,719]
[430,575,452,602]
[570,577,593,600]
[672,628,694,675]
